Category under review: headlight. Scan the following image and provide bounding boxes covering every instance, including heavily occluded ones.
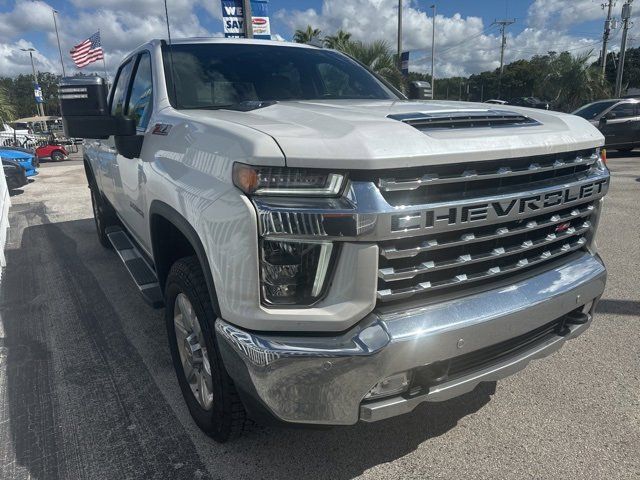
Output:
[233,163,346,196]
[260,239,337,305]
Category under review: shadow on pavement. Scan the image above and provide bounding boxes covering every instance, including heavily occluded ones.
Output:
[596,299,640,317]
[607,149,639,159]
[0,215,496,480]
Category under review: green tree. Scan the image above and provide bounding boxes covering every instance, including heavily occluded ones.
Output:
[293,25,322,44]
[337,39,404,90]
[323,30,352,49]
[542,51,610,111]
[0,85,16,122]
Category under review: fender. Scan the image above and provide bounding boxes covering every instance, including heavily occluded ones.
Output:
[148,200,221,314]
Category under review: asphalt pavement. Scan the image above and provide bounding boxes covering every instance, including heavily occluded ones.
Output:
[0,150,638,480]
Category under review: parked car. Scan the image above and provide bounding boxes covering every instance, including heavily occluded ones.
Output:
[60,38,609,442]
[509,97,550,110]
[0,146,39,167]
[0,149,38,177]
[2,158,28,190]
[484,99,508,105]
[36,142,68,162]
[573,98,640,152]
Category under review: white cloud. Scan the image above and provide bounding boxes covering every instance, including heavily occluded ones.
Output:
[527,0,603,29]
[0,0,627,79]
[0,0,218,76]
[0,39,57,77]
[0,1,55,42]
[279,0,610,77]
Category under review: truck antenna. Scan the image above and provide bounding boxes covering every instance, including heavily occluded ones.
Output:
[164,0,179,107]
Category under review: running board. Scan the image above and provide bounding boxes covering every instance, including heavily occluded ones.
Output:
[106,227,164,308]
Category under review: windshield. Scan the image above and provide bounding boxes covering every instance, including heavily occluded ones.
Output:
[573,100,617,119]
[162,43,399,109]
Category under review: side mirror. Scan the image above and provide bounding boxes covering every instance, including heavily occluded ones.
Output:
[59,77,136,139]
[605,112,617,120]
[115,133,143,159]
[408,81,432,100]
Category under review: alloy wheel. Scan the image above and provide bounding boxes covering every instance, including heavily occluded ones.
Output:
[173,293,214,410]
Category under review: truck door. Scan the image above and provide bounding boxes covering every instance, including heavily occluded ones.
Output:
[100,59,134,206]
[108,51,154,252]
[601,101,636,148]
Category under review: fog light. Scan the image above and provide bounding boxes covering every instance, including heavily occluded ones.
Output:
[364,372,411,400]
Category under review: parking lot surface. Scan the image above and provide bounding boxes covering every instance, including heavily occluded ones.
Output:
[0,151,638,480]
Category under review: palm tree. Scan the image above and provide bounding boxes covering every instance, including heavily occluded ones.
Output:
[337,40,404,90]
[541,51,610,111]
[0,86,15,123]
[323,30,352,50]
[293,25,322,44]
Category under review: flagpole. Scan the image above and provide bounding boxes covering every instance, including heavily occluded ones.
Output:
[52,9,66,77]
[102,57,109,85]
[98,30,108,85]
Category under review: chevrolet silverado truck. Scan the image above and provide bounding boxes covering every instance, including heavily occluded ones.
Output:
[59,38,609,442]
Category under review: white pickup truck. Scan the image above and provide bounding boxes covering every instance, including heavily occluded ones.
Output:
[59,38,609,442]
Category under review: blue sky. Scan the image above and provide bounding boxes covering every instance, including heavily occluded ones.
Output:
[0,0,635,77]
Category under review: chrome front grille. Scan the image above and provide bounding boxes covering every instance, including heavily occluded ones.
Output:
[375,151,605,304]
[252,149,608,307]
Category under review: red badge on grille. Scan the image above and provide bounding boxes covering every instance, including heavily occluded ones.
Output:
[555,222,571,233]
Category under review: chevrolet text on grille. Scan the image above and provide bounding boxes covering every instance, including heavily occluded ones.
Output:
[393,178,609,232]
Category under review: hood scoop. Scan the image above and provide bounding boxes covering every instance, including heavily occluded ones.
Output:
[388,109,540,131]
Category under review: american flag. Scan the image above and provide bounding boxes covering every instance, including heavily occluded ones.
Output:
[70,31,104,68]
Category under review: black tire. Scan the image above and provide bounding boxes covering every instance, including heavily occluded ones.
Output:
[164,256,247,442]
[89,184,117,248]
[51,150,65,162]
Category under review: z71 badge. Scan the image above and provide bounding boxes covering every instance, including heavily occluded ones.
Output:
[152,123,172,135]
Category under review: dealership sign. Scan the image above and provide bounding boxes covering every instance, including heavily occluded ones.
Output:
[222,0,271,40]
[33,84,44,104]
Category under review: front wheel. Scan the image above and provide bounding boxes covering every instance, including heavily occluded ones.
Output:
[165,256,248,442]
[51,150,65,162]
[90,185,117,248]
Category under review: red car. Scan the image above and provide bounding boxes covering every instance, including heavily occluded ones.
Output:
[36,143,68,162]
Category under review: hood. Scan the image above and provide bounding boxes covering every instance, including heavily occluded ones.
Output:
[188,100,604,170]
[0,150,33,161]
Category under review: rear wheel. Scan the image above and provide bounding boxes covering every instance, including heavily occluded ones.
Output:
[51,150,65,162]
[89,185,117,248]
[165,256,248,442]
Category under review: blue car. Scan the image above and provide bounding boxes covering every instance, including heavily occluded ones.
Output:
[0,149,38,177]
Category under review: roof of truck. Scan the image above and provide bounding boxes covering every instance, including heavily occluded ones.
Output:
[146,37,317,49]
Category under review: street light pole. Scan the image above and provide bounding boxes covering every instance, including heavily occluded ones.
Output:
[600,1,615,78]
[615,0,633,97]
[52,9,66,77]
[242,0,253,38]
[492,18,516,99]
[430,4,436,99]
[21,48,45,119]
[397,0,403,70]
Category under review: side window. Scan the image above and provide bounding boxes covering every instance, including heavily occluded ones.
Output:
[110,60,134,116]
[609,102,635,118]
[128,52,153,130]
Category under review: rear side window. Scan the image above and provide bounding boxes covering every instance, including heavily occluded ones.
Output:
[128,52,153,129]
[610,102,635,118]
[110,60,134,116]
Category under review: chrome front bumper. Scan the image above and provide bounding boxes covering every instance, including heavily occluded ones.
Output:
[215,252,606,425]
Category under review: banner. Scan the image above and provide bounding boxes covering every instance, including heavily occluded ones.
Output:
[222,0,271,40]
[400,51,410,76]
[33,84,43,104]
